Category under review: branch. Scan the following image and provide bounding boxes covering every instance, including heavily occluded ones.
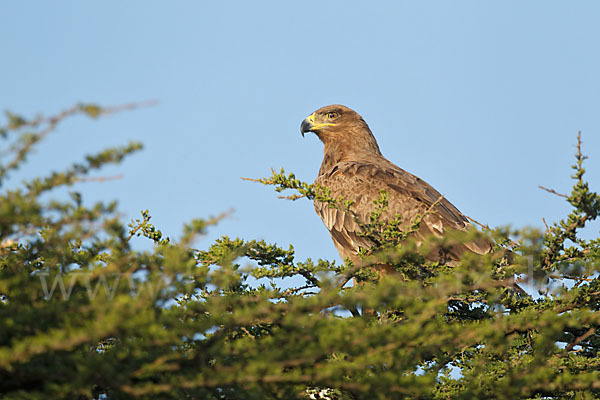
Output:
[465,215,491,231]
[4,100,157,131]
[564,327,596,353]
[539,185,568,199]
[73,174,123,183]
[1,100,157,179]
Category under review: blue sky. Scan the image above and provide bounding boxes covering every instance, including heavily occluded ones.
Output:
[2,1,600,264]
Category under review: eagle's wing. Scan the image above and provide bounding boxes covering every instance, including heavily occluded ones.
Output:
[314,160,493,263]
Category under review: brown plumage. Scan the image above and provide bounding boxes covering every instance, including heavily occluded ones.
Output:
[300,104,494,266]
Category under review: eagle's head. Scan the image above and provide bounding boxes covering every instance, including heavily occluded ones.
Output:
[300,104,381,155]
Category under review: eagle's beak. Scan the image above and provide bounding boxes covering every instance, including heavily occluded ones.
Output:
[300,113,316,137]
[301,113,335,137]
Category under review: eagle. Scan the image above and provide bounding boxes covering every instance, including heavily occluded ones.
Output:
[300,104,494,267]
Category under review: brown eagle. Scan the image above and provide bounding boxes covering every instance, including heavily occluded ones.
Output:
[300,104,494,267]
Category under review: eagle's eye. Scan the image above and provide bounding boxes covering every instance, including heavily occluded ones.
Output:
[326,112,338,119]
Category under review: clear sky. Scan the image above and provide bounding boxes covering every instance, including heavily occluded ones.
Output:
[2,1,600,264]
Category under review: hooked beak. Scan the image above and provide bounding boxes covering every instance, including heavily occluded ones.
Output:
[300,112,335,137]
[300,113,316,137]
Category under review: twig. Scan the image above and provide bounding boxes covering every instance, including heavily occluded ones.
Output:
[241,177,261,183]
[447,296,488,304]
[6,100,158,131]
[240,327,255,340]
[2,100,157,176]
[277,194,306,200]
[204,209,234,227]
[127,220,148,242]
[280,284,315,297]
[565,327,596,353]
[538,185,568,199]
[465,215,491,231]
[99,100,158,116]
[542,217,550,233]
[421,195,445,218]
[74,174,123,183]
[241,176,307,200]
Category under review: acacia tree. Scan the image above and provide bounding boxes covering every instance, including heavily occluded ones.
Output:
[0,104,599,399]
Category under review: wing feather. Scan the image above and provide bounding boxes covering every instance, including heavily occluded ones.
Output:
[314,158,492,263]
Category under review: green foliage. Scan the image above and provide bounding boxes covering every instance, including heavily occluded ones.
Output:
[1,106,600,399]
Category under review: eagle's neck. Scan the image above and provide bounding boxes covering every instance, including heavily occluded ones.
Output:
[318,143,344,176]
[318,128,383,176]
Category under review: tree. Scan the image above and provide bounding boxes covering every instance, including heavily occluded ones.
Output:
[1,104,599,399]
